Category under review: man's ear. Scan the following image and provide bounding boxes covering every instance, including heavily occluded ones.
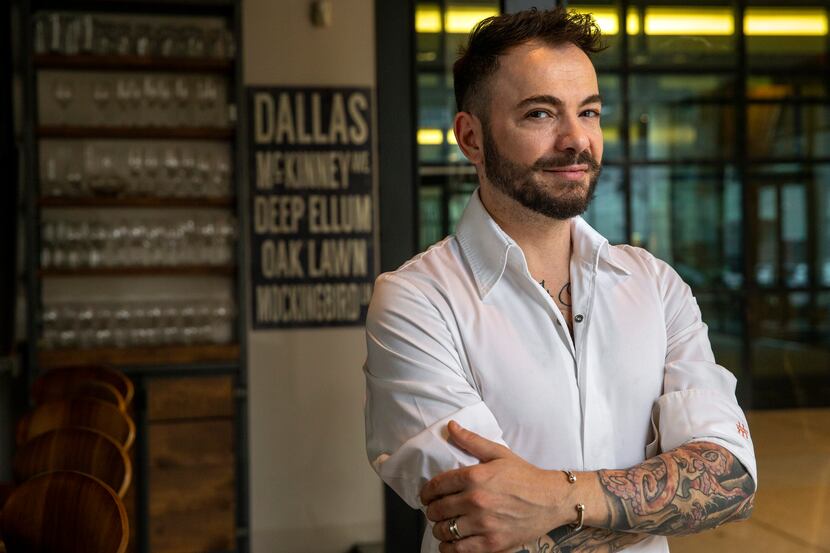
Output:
[453,111,484,165]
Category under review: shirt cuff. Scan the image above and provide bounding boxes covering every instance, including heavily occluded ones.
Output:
[655,388,758,491]
[371,401,506,509]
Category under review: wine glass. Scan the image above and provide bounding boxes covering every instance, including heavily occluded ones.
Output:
[142,76,159,126]
[156,77,172,127]
[54,80,74,125]
[126,146,144,196]
[173,77,191,126]
[143,146,160,196]
[134,23,152,57]
[92,79,112,126]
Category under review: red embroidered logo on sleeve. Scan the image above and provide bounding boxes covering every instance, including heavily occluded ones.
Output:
[736,422,750,439]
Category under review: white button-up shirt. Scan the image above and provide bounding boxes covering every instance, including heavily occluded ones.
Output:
[364,189,757,552]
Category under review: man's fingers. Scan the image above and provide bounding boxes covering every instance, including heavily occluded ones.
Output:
[421,466,469,505]
[425,491,465,523]
[447,420,509,462]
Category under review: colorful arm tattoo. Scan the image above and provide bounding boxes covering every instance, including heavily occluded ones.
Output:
[597,441,755,535]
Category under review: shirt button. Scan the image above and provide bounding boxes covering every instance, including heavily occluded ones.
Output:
[574,314,585,323]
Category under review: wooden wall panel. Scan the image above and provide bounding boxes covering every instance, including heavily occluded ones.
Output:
[149,503,235,553]
[148,420,234,468]
[146,382,236,553]
[149,465,234,517]
[146,376,233,421]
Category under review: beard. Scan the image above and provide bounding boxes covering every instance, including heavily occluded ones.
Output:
[482,127,601,221]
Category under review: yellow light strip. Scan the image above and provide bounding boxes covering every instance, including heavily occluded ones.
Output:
[446,130,457,145]
[572,6,618,34]
[745,8,828,36]
[569,7,640,35]
[418,129,444,145]
[445,7,499,34]
[415,6,442,33]
[627,8,640,35]
[645,7,734,36]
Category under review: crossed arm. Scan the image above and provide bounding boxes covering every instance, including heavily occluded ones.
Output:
[420,422,755,553]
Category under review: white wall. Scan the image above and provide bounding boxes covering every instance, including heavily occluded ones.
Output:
[243,1,383,551]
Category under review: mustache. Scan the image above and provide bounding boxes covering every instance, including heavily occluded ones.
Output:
[532,151,600,171]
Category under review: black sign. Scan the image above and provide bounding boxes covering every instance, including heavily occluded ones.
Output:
[248,86,376,329]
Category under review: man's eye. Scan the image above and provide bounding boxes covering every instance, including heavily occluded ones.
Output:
[582,109,601,118]
[527,110,550,119]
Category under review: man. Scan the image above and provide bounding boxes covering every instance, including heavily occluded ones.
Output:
[364,8,756,553]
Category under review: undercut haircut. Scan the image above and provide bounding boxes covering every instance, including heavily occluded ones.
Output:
[453,7,605,122]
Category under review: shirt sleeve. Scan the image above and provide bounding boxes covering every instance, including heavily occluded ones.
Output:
[649,256,758,491]
[364,272,508,509]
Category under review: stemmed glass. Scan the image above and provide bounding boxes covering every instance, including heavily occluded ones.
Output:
[126,147,144,196]
[180,147,196,197]
[163,147,180,197]
[156,77,172,127]
[115,23,132,56]
[33,14,49,54]
[196,151,212,197]
[142,76,159,126]
[54,80,74,125]
[215,155,231,197]
[92,79,111,126]
[42,150,62,197]
[173,77,191,126]
[127,78,143,126]
[184,26,205,58]
[143,147,160,196]
[134,23,152,57]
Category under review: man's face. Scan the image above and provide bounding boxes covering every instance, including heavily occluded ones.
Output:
[479,41,603,220]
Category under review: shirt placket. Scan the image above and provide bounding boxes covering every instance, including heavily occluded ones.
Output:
[569,255,599,468]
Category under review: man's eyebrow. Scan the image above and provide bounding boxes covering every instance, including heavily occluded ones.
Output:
[515,94,603,109]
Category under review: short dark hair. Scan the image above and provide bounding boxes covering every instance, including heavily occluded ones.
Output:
[453,7,605,119]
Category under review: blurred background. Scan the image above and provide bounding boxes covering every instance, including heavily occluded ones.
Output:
[0,1,827,553]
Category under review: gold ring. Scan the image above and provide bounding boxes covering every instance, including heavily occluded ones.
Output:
[448,517,462,540]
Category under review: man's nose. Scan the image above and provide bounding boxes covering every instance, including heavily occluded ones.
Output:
[555,115,590,154]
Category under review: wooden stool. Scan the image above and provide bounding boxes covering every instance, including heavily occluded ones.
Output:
[32,366,134,409]
[12,428,131,498]
[16,398,135,451]
[0,470,128,553]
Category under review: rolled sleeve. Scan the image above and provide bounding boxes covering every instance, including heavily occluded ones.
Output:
[364,273,506,508]
[655,388,757,489]
[373,401,507,508]
[650,256,758,491]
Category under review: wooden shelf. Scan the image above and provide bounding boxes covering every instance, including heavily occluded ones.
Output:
[39,196,234,208]
[37,126,234,140]
[39,265,235,277]
[38,343,240,369]
[34,53,233,72]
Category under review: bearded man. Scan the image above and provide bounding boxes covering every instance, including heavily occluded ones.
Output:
[364,8,756,553]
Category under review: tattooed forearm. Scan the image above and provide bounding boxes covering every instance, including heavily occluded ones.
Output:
[598,441,755,536]
[552,527,648,553]
[513,528,648,553]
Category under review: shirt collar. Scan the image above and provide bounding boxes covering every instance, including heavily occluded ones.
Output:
[455,188,631,299]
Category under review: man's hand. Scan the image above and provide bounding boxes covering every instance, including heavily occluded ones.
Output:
[420,421,571,552]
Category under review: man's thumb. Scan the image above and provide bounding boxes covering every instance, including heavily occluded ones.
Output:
[447,420,507,462]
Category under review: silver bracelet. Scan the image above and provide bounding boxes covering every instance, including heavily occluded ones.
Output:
[562,470,585,533]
